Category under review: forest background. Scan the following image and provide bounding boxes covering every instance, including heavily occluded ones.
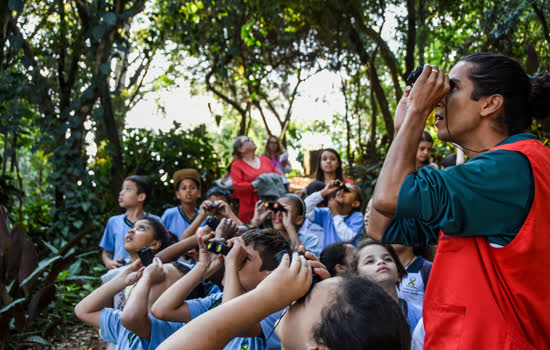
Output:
[0,0,549,347]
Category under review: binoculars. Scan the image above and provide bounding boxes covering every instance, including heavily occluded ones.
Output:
[208,203,220,211]
[137,247,155,266]
[334,180,350,192]
[205,216,221,231]
[263,201,286,212]
[206,240,231,255]
[274,250,321,295]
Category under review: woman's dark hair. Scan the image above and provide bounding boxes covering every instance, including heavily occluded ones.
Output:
[312,275,411,350]
[315,149,344,182]
[320,242,353,277]
[205,186,232,204]
[125,175,152,204]
[461,53,550,135]
[137,215,177,252]
[420,131,433,143]
[352,241,407,283]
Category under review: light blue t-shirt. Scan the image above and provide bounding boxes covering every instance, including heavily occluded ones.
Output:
[161,207,207,239]
[296,229,322,257]
[300,218,324,244]
[313,208,364,248]
[187,292,282,350]
[99,213,161,261]
[99,308,184,350]
[401,299,422,334]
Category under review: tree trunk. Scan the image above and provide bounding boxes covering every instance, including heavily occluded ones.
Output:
[367,60,394,140]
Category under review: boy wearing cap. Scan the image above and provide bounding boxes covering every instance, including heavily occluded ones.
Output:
[161,169,207,240]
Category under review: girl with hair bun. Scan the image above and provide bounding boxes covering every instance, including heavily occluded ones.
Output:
[370,53,550,348]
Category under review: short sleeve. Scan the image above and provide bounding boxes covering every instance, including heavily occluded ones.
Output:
[346,212,364,238]
[186,293,223,319]
[148,315,184,349]
[381,217,439,247]
[260,310,284,350]
[99,308,122,344]
[99,218,115,251]
[313,207,329,227]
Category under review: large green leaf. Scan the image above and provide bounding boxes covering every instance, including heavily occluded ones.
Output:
[20,256,62,287]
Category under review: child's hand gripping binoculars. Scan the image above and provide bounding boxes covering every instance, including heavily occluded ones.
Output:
[333,180,350,192]
[274,250,321,296]
[206,240,231,255]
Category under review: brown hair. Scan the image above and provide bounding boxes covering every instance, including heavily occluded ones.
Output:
[242,228,290,271]
[263,135,284,159]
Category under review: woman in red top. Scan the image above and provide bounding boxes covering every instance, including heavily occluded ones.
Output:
[230,136,280,223]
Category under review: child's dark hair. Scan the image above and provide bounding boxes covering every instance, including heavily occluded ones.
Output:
[420,131,433,143]
[320,242,353,277]
[125,175,152,204]
[312,275,411,349]
[242,228,290,271]
[205,186,232,204]
[349,183,365,213]
[137,215,177,252]
[315,148,344,183]
[352,241,407,283]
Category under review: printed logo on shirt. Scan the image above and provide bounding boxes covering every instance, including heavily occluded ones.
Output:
[128,332,136,346]
[408,278,417,288]
[241,340,249,350]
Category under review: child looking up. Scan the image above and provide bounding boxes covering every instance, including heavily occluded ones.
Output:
[158,258,411,350]
[305,181,364,248]
[152,229,291,350]
[315,148,353,184]
[249,194,321,256]
[353,241,421,332]
[161,169,205,240]
[74,258,191,350]
[100,175,161,270]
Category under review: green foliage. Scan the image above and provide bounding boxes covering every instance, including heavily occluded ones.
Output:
[121,122,220,213]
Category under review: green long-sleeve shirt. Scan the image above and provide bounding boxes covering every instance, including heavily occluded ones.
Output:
[381,133,536,247]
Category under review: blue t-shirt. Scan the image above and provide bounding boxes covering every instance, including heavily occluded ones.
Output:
[100,308,184,350]
[297,229,321,257]
[397,256,432,314]
[313,208,364,248]
[400,299,422,334]
[300,218,324,243]
[161,207,207,239]
[99,213,161,261]
[187,292,282,350]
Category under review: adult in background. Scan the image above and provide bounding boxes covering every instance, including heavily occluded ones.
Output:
[315,148,353,184]
[369,53,550,349]
[263,135,292,191]
[230,135,280,223]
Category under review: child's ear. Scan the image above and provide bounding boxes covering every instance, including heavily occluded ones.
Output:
[150,240,161,252]
[351,199,360,209]
[137,192,146,203]
[295,215,305,226]
[334,264,346,276]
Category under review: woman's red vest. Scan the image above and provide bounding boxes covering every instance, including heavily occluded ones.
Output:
[423,139,550,350]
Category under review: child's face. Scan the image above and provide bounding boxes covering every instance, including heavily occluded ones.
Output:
[320,151,340,174]
[226,243,270,292]
[416,141,433,163]
[271,197,304,232]
[356,245,399,286]
[118,180,143,208]
[334,185,360,208]
[277,277,341,349]
[176,179,201,205]
[124,219,160,253]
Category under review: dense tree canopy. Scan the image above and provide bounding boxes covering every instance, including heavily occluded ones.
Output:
[0,0,549,346]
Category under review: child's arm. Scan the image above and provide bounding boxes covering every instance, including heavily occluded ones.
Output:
[101,249,123,270]
[120,258,165,339]
[304,181,339,222]
[75,260,143,329]
[331,209,363,242]
[180,200,211,240]
[150,236,223,322]
[155,228,213,262]
[221,237,248,304]
[157,253,312,350]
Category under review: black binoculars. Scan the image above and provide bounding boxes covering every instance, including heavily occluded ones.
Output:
[263,201,286,212]
[406,65,456,89]
[205,216,221,231]
[334,180,350,192]
[206,240,231,255]
[208,203,219,211]
[137,247,155,266]
[274,250,321,295]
